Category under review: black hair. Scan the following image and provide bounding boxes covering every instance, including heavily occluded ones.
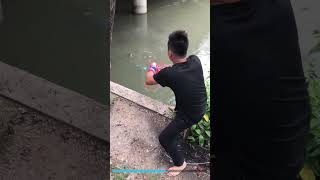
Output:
[168,30,189,57]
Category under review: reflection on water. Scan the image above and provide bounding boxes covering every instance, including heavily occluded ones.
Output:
[111,0,210,105]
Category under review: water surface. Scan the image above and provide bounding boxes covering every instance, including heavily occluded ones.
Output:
[111,0,210,105]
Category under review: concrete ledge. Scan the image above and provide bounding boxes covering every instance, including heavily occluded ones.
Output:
[0,61,108,142]
[110,81,174,119]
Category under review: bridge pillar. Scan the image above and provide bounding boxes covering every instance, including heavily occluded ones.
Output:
[132,0,147,14]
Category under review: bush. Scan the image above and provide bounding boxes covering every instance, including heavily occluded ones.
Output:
[301,77,320,180]
[187,78,210,147]
[300,31,320,180]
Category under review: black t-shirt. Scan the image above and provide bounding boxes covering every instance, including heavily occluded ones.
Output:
[154,55,207,122]
[213,1,309,178]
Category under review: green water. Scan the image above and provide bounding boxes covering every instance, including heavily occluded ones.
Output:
[111,0,210,105]
[0,0,108,104]
[0,0,318,106]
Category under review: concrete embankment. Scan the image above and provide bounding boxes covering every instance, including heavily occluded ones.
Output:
[0,95,109,179]
[0,61,109,179]
[110,82,210,180]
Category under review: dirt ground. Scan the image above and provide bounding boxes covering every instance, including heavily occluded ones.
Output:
[110,94,210,180]
[0,95,109,180]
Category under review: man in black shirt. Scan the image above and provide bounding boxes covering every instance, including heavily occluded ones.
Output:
[145,30,207,176]
[213,1,310,179]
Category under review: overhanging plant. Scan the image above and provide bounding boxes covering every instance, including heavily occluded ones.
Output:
[187,78,211,147]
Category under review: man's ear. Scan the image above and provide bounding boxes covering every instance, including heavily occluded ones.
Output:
[168,50,173,59]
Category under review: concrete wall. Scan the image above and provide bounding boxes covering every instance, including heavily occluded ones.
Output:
[0,61,109,142]
[0,95,108,180]
[0,61,109,179]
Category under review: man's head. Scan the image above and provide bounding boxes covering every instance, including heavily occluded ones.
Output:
[167,30,188,63]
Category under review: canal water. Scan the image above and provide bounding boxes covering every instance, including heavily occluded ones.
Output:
[0,0,319,106]
[0,0,108,105]
[111,0,320,105]
[111,0,210,105]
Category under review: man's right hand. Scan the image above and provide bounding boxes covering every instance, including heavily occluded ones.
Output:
[148,62,160,74]
[145,62,159,85]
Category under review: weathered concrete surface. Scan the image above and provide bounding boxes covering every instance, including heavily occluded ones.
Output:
[0,61,109,142]
[110,82,210,180]
[111,81,174,119]
[0,95,109,179]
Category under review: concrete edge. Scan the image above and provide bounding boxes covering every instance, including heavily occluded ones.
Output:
[0,61,109,142]
[110,81,175,119]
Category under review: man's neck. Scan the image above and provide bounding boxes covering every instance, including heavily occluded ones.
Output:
[173,57,187,64]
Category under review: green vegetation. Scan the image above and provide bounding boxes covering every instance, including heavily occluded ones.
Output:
[187,78,210,148]
[300,31,320,180]
[301,76,320,180]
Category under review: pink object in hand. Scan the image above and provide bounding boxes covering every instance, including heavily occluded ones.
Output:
[148,62,160,74]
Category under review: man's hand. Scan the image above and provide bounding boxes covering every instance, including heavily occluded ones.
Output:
[145,62,159,85]
[148,62,160,74]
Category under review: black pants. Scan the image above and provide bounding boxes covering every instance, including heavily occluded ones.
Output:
[212,0,310,179]
[158,112,199,166]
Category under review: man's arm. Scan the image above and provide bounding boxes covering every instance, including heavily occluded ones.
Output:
[145,71,158,85]
[145,62,159,85]
[145,62,170,87]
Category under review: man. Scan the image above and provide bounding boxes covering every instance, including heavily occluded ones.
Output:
[145,30,207,176]
[213,0,310,179]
